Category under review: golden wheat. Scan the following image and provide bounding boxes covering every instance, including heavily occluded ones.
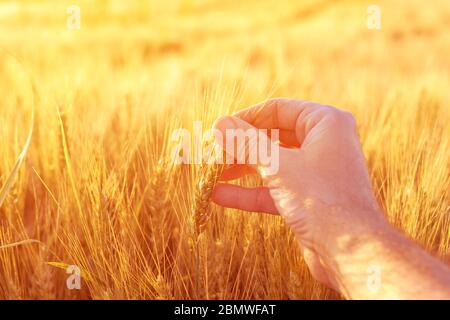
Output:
[0,0,448,300]
[193,142,224,236]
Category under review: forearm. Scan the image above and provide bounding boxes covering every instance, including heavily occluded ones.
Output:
[323,217,450,299]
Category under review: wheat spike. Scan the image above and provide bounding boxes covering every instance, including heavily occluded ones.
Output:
[192,138,224,298]
[193,139,224,236]
[148,159,171,216]
[144,157,180,277]
[32,260,56,300]
[0,108,33,208]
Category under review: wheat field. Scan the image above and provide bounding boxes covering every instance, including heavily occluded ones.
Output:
[0,0,449,299]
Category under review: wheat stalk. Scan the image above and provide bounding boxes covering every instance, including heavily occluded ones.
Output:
[193,140,224,236]
[148,159,171,217]
[32,259,56,299]
[0,109,33,208]
[192,139,224,298]
[144,158,180,278]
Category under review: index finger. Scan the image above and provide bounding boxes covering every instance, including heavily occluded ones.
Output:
[234,98,324,131]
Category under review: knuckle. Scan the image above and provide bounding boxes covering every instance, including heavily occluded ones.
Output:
[322,106,340,120]
[341,111,357,127]
[264,97,281,108]
[324,107,356,126]
[214,115,230,126]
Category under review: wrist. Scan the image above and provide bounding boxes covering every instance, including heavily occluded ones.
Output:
[322,221,450,299]
[317,204,391,261]
[318,207,396,297]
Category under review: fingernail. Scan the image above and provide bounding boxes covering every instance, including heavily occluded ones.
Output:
[214,115,236,133]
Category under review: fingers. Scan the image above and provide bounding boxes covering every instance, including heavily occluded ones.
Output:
[234,98,316,130]
[212,183,279,215]
[233,98,332,146]
[213,115,276,170]
[220,164,256,181]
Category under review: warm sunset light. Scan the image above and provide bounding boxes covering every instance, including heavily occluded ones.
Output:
[0,0,449,305]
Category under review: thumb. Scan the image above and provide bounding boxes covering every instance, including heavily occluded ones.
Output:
[213,115,280,175]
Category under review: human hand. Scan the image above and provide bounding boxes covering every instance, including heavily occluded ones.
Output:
[212,98,389,291]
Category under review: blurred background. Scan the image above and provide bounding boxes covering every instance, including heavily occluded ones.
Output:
[3,0,450,108]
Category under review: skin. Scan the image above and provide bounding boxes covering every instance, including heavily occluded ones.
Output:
[212,98,450,299]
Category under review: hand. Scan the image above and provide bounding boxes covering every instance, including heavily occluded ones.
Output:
[212,98,388,291]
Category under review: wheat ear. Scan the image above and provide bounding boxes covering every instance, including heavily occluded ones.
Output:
[193,141,224,236]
